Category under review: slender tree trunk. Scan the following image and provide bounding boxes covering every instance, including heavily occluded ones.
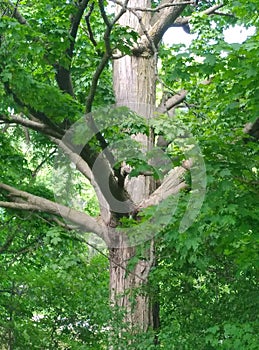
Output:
[110,0,158,333]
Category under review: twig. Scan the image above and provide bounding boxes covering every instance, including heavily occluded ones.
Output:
[64,230,147,282]
[99,0,112,28]
[84,2,97,47]
[31,149,57,177]
[130,7,157,55]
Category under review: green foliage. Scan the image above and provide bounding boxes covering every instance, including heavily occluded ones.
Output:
[110,25,139,55]
[0,214,110,349]
[0,0,259,348]
[0,131,31,185]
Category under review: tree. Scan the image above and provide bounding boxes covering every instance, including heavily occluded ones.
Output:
[0,0,258,347]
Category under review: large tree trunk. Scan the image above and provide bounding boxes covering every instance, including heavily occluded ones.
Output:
[110,0,158,334]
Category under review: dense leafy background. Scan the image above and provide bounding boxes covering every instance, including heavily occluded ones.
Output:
[0,0,258,349]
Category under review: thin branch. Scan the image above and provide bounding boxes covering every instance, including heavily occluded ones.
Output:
[85,2,127,112]
[64,230,147,282]
[85,0,130,112]
[85,53,111,113]
[234,177,259,186]
[213,11,235,18]
[9,236,43,258]
[84,2,114,112]
[112,0,130,26]
[110,0,195,12]
[84,3,98,47]
[0,232,16,253]
[99,0,112,28]
[175,3,225,25]
[31,149,57,177]
[68,0,90,58]
[130,7,157,56]
[198,2,225,15]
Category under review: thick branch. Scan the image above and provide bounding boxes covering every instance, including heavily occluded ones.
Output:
[7,0,28,25]
[50,136,133,220]
[132,1,225,53]
[4,82,64,137]
[51,137,93,181]
[51,137,110,220]
[55,0,90,96]
[0,183,105,238]
[138,161,192,209]
[0,114,127,222]
[54,66,75,97]
[157,89,188,113]
[149,0,188,46]
[0,113,62,139]
[68,0,90,58]
[244,118,259,141]
[127,0,187,55]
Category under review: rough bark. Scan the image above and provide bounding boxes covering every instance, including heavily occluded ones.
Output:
[109,240,154,331]
[110,0,157,333]
[109,0,194,335]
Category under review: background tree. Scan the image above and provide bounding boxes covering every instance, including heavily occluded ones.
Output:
[0,0,258,348]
